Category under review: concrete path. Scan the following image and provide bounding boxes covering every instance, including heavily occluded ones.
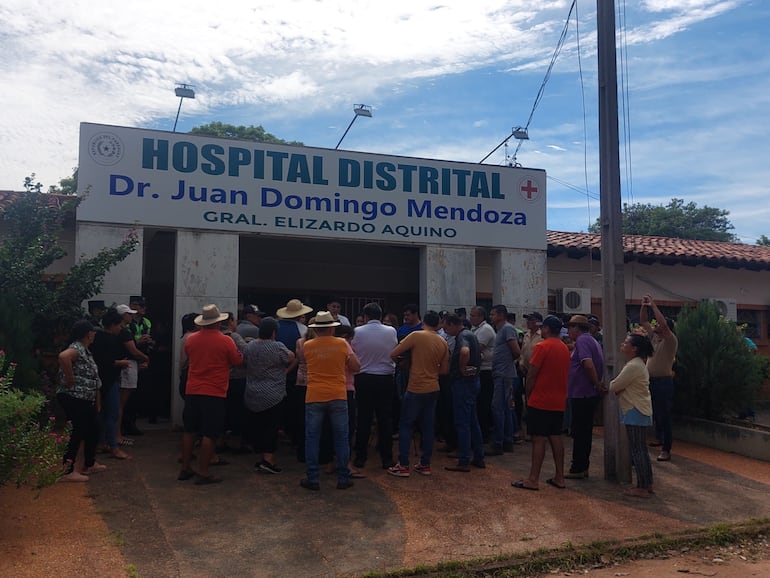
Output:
[89,425,770,577]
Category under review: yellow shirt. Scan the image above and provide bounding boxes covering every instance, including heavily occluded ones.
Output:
[304,336,351,403]
[398,330,449,394]
[610,356,652,416]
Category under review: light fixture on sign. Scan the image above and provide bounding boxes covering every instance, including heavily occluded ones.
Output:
[512,127,529,140]
[173,83,195,132]
[335,104,373,149]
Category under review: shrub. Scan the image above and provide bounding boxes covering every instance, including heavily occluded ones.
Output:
[674,301,765,420]
[0,351,69,489]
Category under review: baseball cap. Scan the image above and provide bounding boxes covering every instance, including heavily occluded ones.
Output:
[244,304,265,316]
[116,304,137,315]
[541,315,563,333]
[524,312,544,323]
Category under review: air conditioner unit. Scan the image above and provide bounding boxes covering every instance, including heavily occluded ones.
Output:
[710,298,737,321]
[557,287,591,315]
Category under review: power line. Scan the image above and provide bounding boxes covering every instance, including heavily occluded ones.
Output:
[480,0,578,164]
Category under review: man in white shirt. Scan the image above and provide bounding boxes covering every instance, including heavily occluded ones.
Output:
[469,306,496,443]
[351,302,398,470]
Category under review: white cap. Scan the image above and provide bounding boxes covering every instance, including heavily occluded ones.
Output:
[116,304,137,315]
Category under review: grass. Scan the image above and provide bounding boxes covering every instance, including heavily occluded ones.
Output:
[360,518,770,577]
[126,563,140,578]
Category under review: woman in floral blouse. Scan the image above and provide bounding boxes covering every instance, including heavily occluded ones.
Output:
[57,319,106,482]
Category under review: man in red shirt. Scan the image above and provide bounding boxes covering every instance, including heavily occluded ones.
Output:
[178,304,243,485]
[512,315,570,491]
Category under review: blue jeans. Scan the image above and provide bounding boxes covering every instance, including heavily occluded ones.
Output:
[305,400,350,484]
[99,379,120,449]
[491,376,517,449]
[451,376,484,465]
[650,376,674,452]
[398,390,439,467]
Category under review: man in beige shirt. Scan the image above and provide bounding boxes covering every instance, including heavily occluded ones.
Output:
[387,311,449,477]
[640,294,678,462]
[517,312,544,439]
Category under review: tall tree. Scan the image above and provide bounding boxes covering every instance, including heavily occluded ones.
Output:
[756,234,770,246]
[588,198,738,242]
[189,122,303,146]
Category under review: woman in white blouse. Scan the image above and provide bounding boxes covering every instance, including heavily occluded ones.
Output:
[610,332,655,498]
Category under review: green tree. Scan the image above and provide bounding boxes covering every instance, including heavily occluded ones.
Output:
[189,122,303,145]
[588,198,737,242]
[756,234,770,246]
[47,167,78,195]
[0,186,138,385]
[674,301,765,420]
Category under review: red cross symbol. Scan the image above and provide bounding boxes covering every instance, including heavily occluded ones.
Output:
[520,179,538,199]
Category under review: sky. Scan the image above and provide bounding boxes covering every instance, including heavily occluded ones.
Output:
[1,0,769,243]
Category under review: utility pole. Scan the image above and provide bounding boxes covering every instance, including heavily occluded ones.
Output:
[597,0,631,482]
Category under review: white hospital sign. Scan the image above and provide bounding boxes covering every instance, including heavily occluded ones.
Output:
[77,123,547,250]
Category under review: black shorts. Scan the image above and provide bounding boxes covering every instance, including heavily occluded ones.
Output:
[526,406,564,437]
[182,394,226,439]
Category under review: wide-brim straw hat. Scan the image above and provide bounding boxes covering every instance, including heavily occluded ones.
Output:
[308,311,341,328]
[195,304,229,326]
[566,314,591,329]
[276,299,313,319]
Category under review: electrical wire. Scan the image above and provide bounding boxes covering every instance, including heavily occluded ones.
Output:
[479,0,578,164]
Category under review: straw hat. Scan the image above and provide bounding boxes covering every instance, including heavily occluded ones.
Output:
[276,299,313,319]
[195,304,229,326]
[307,311,341,328]
[566,315,591,329]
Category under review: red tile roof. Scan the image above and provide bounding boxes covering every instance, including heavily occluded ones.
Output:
[0,190,75,210]
[548,231,770,271]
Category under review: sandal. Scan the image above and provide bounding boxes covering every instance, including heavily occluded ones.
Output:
[110,448,131,460]
[118,438,134,447]
[194,474,223,485]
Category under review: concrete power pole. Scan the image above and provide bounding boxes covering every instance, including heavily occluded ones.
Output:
[597,0,631,482]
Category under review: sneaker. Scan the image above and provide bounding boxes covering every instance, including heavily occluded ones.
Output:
[336,480,354,490]
[257,460,282,474]
[486,446,504,456]
[300,478,320,491]
[387,463,410,477]
[413,463,432,476]
[444,463,471,472]
[502,441,515,452]
[565,470,588,479]
[471,459,486,469]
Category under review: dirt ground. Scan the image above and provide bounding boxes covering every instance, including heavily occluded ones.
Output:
[2,425,770,578]
[1,479,769,578]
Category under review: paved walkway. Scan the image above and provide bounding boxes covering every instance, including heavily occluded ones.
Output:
[89,423,770,577]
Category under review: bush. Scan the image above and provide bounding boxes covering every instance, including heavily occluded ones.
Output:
[0,351,69,489]
[674,301,765,420]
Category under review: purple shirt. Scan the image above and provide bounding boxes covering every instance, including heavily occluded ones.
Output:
[568,332,604,398]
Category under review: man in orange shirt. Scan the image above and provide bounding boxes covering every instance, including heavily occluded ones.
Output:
[178,304,243,485]
[512,315,570,491]
[387,311,449,477]
[301,311,361,491]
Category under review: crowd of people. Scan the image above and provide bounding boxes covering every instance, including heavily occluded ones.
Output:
[56,293,678,497]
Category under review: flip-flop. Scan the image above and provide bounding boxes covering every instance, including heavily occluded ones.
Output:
[350,472,367,479]
[546,478,566,489]
[511,480,539,491]
[194,474,223,485]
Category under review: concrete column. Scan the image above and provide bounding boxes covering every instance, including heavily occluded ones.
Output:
[171,231,239,425]
[493,248,548,323]
[420,246,476,313]
[75,222,143,307]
